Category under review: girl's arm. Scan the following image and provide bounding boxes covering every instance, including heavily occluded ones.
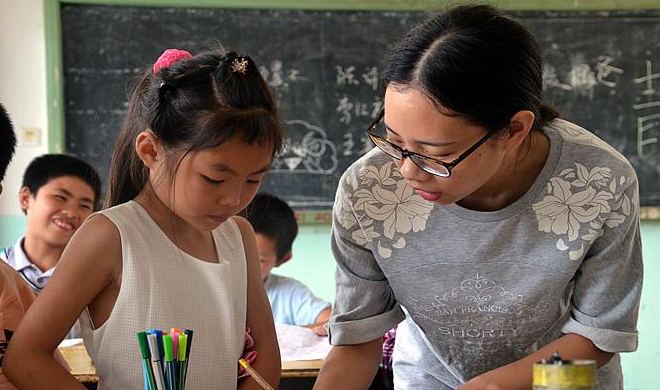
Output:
[234,216,281,390]
[4,215,121,389]
[313,339,383,390]
[459,333,613,390]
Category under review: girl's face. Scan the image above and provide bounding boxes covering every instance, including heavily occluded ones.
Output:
[383,86,510,205]
[152,136,273,232]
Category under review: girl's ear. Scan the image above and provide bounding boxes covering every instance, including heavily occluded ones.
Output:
[504,110,535,150]
[135,130,162,168]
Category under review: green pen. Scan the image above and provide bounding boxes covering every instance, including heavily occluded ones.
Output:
[178,333,188,390]
[164,334,176,390]
[137,331,157,390]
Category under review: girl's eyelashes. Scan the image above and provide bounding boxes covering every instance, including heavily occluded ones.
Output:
[202,174,225,185]
[247,172,268,184]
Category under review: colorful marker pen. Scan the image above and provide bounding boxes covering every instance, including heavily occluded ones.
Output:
[148,333,166,390]
[137,332,157,390]
[177,333,188,390]
[163,334,177,390]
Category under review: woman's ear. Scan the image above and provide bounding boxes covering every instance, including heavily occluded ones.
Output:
[135,130,162,169]
[504,110,536,150]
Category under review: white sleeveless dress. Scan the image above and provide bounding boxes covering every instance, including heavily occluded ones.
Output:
[79,201,247,390]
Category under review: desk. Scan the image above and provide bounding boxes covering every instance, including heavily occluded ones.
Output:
[59,344,322,390]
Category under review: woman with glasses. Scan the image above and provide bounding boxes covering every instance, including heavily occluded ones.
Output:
[314,5,642,390]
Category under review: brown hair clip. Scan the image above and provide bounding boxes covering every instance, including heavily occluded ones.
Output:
[230,57,249,74]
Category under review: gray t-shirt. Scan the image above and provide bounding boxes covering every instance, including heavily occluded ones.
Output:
[328,119,642,389]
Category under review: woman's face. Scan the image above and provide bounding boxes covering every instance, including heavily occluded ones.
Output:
[383,86,509,205]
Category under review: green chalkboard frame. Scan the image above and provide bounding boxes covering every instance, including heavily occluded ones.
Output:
[44,0,660,220]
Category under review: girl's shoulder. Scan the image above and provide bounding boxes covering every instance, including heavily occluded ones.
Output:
[56,213,122,283]
[226,215,254,245]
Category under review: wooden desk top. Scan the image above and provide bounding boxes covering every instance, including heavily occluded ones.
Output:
[60,344,323,383]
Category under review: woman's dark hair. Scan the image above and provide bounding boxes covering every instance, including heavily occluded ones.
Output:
[384,5,559,133]
[105,48,283,208]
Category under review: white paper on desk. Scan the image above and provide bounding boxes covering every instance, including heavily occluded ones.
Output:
[275,323,333,361]
[58,338,84,348]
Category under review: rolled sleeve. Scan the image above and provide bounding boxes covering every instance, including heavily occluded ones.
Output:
[562,175,642,353]
[328,175,405,346]
[328,306,404,345]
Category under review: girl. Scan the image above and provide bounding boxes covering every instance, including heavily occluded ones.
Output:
[314,5,642,390]
[5,48,283,390]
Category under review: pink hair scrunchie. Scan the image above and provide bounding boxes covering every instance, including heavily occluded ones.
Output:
[152,49,193,74]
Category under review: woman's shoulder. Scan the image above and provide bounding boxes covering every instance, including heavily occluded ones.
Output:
[338,148,402,194]
[547,118,636,178]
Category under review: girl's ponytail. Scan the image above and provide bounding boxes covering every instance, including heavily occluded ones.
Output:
[104,71,152,208]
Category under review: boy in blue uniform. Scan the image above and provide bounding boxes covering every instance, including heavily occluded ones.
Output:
[244,193,331,331]
[0,154,100,338]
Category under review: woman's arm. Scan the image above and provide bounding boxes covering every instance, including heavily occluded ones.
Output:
[235,216,281,390]
[313,338,383,390]
[460,333,613,390]
[4,215,121,389]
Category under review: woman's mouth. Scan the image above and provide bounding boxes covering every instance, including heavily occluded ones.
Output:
[414,189,442,202]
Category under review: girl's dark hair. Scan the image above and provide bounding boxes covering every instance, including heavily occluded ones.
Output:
[384,5,559,133]
[105,49,283,208]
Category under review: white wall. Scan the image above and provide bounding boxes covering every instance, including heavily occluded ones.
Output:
[0,0,48,215]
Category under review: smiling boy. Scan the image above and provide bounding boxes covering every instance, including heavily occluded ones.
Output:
[0,154,100,338]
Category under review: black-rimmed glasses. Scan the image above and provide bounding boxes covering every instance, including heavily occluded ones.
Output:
[366,109,498,178]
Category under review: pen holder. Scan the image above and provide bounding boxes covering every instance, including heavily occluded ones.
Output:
[533,352,597,390]
[137,328,193,390]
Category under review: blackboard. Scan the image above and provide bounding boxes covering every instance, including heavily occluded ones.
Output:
[60,5,660,208]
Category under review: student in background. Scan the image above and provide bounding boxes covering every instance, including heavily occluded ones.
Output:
[0,104,68,388]
[5,48,283,390]
[243,193,331,333]
[315,5,642,390]
[0,154,100,339]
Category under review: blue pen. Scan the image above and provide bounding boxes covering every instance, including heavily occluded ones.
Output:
[163,334,176,390]
[183,330,194,385]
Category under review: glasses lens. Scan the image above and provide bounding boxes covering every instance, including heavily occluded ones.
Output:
[368,133,403,160]
[410,155,450,177]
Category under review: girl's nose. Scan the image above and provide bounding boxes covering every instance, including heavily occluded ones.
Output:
[218,187,242,207]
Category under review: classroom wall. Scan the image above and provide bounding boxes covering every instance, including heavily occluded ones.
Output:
[0,0,49,215]
[0,1,657,389]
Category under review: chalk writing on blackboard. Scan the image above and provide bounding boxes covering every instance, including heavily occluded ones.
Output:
[633,59,660,157]
[542,53,624,98]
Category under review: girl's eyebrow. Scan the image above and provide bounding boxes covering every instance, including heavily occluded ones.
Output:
[384,122,457,147]
[211,163,270,175]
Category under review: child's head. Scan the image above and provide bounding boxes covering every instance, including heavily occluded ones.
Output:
[243,193,298,281]
[0,103,17,197]
[106,48,283,231]
[19,154,101,248]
